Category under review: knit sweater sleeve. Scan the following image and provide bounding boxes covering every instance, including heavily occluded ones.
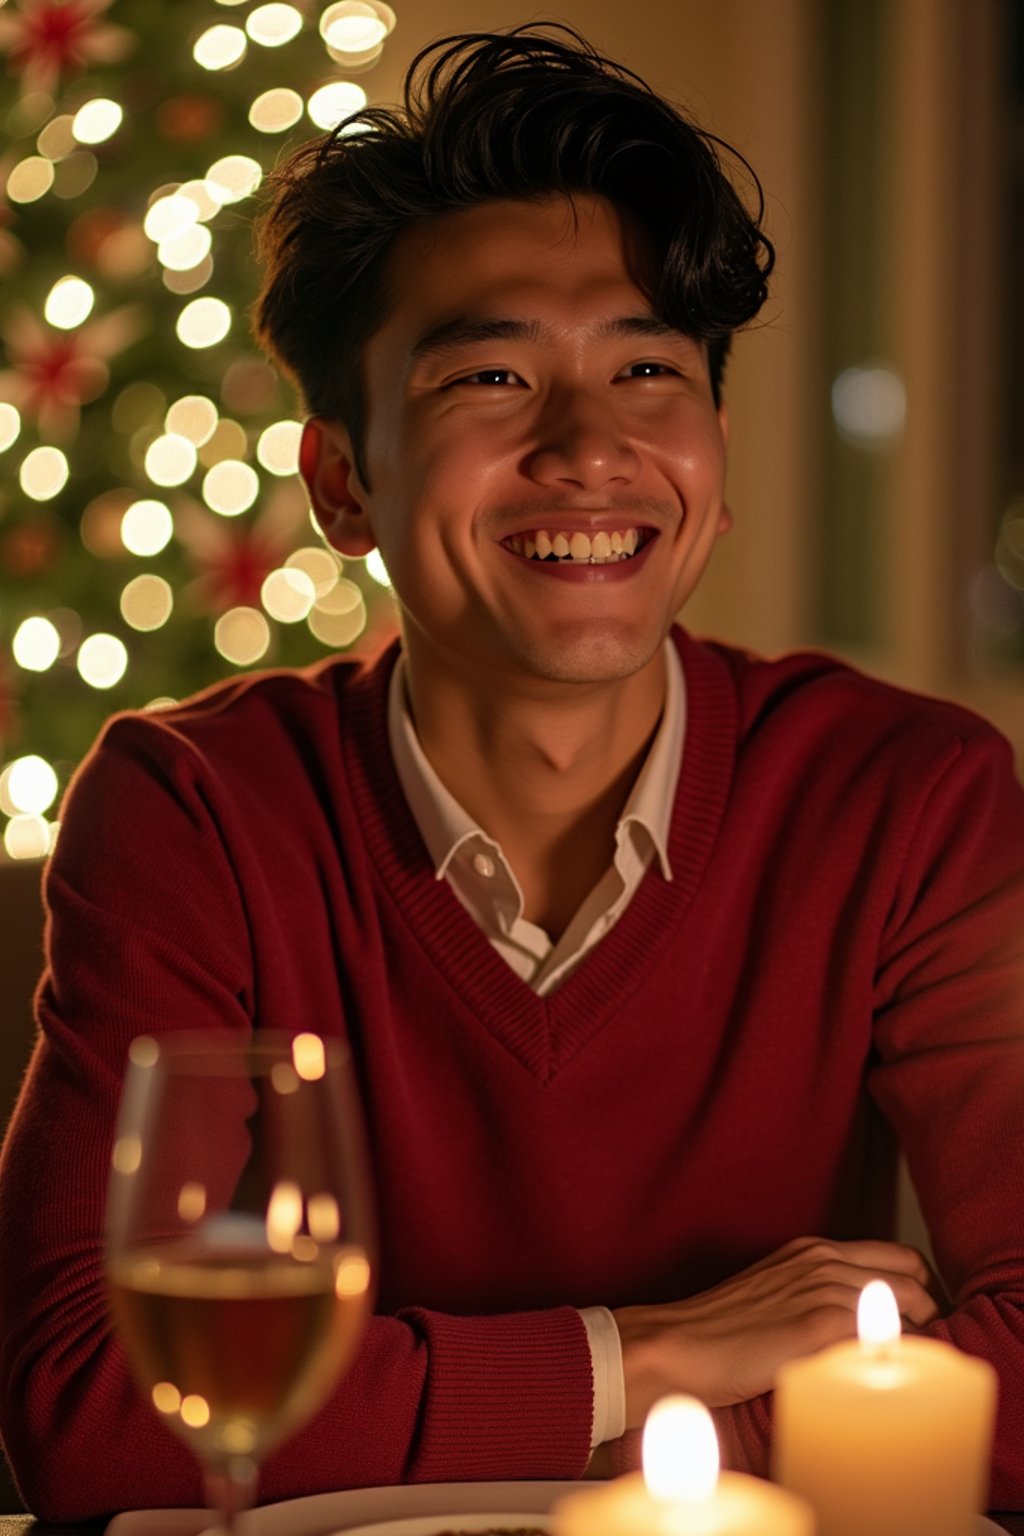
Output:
[712,724,1024,1507]
[0,714,594,1523]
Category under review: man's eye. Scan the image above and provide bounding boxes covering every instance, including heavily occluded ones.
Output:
[623,361,678,379]
[455,368,521,386]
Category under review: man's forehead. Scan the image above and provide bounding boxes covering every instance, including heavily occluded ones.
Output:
[372,194,676,356]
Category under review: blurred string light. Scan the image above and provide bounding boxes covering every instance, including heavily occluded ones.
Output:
[0,404,21,451]
[0,0,402,857]
[193,24,248,71]
[202,459,259,516]
[6,156,54,203]
[44,275,95,328]
[215,606,270,665]
[247,5,304,46]
[77,633,129,689]
[12,616,61,672]
[121,574,174,632]
[831,362,907,449]
[19,447,69,501]
[176,296,232,348]
[121,499,174,557]
[72,98,123,145]
[249,88,304,133]
[308,80,367,131]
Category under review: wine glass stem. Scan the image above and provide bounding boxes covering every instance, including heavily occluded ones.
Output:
[205,1456,258,1536]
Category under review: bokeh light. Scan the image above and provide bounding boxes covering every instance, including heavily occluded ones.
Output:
[122,498,175,557]
[365,549,392,587]
[72,98,123,145]
[214,606,270,665]
[249,88,304,134]
[12,616,61,672]
[257,420,302,475]
[286,546,342,596]
[44,274,95,329]
[20,446,69,500]
[0,403,21,452]
[205,154,262,204]
[6,754,59,815]
[202,460,259,516]
[307,81,367,131]
[159,224,213,272]
[77,634,129,689]
[193,24,247,70]
[6,156,54,203]
[166,396,219,446]
[121,574,174,631]
[262,567,316,622]
[177,296,232,349]
[832,364,907,448]
[3,815,53,861]
[144,193,198,244]
[144,434,197,487]
[246,4,303,46]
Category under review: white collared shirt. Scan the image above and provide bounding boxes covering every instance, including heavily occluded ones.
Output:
[385,638,687,1448]
[387,638,685,996]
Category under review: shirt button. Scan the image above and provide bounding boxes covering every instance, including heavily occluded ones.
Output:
[472,852,496,879]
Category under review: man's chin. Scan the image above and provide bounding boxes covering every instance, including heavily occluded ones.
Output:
[502,627,666,687]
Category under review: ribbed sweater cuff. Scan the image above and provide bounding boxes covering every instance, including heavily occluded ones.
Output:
[398,1305,594,1481]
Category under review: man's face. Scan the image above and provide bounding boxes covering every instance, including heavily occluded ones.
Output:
[309,193,730,693]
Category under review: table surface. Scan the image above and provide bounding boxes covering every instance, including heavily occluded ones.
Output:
[2,1514,1023,1536]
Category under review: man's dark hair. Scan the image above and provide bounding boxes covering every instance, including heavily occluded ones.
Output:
[252,25,775,480]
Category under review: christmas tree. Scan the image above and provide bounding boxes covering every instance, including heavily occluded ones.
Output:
[0,0,399,858]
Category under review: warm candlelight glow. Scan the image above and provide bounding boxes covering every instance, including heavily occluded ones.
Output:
[642,1395,720,1503]
[857,1279,901,1348]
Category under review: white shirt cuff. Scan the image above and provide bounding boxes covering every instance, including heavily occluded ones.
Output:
[579,1305,627,1448]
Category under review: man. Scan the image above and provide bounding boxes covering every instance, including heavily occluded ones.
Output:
[2,24,1023,1522]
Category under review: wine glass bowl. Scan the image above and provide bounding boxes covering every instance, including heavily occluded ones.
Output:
[106,1032,374,1529]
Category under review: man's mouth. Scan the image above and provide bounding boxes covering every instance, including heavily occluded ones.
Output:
[501,528,654,564]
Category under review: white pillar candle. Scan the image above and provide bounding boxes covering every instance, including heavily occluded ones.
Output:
[554,1395,815,1536]
[774,1280,997,1536]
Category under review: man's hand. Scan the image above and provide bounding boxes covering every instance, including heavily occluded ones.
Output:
[613,1236,939,1427]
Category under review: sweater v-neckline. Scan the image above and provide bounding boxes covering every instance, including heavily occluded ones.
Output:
[341,629,737,1082]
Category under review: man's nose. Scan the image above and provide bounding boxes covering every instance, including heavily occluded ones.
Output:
[524,390,641,492]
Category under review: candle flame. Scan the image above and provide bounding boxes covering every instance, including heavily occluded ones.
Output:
[642,1394,719,1503]
[857,1279,902,1347]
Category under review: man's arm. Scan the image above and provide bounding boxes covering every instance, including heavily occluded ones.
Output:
[0,717,594,1522]
[601,726,1024,1507]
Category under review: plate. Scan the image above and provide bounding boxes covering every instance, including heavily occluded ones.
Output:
[334,1514,553,1536]
[104,1484,1010,1536]
[106,1481,580,1536]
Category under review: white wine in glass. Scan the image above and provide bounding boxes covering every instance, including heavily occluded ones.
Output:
[106,1032,375,1532]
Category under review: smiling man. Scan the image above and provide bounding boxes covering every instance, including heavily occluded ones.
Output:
[2,25,1024,1523]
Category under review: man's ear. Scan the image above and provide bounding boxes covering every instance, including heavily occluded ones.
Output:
[299,417,376,556]
[716,403,732,534]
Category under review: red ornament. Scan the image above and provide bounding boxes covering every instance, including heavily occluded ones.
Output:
[0,0,132,92]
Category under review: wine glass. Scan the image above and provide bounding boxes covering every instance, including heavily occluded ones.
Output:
[106,1031,375,1533]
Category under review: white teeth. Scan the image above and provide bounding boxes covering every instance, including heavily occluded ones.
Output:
[511,527,645,564]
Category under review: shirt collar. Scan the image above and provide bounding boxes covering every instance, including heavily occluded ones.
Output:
[387,638,685,885]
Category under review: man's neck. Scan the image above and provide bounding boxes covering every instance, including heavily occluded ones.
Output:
[401,641,669,935]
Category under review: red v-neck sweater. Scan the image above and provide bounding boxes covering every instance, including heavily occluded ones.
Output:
[2,629,1024,1521]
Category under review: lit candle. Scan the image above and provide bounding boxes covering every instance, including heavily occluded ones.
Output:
[553,1395,815,1536]
[774,1279,997,1536]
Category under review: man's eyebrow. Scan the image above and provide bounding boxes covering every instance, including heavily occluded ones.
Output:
[599,315,694,343]
[410,318,541,359]
[409,314,696,360]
